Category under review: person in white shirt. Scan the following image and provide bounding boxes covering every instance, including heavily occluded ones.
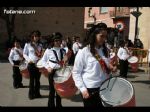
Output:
[72,36,82,55]
[117,40,131,78]
[8,40,24,89]
[23,30,43,100]
[72,23,117,107]
[41,32,67,107]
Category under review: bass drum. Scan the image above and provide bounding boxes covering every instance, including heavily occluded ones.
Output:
[53,66,78,98]
[99,76,136,107]
[19,61,30,79]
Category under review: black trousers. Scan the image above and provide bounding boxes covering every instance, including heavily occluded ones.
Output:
[119,59,129,78]
[27,63,41,98]
[82,88,103,107]
[12,61,22,88]
[48,71,62,107]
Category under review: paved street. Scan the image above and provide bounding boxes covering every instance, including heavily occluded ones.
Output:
[0,62,150,107]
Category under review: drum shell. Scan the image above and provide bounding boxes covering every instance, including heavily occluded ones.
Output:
[101,95,136,107]
[54,74,78,98]
[129,63,138,72]
[20,69,30,79]
[19,61,30,79]
[128,56,138,72]
[39,67,49,78]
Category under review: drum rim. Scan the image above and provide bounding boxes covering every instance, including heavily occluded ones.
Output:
[53,66,73,83]
[128,56,138,63]
[36,60,44,68]
[99,76,135,106]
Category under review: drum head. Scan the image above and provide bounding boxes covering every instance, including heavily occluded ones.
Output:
[99,77,134,107]
[37,60,43,68]
[54,66,73,83]
[19,61,28,71]
[128,56,138,63]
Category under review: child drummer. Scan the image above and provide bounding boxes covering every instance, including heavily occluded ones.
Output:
[41,32,69,107]
[8,39,24,89]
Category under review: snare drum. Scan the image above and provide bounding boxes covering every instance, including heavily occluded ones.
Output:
[99,77,136,107]
[19,61,30,79]
[128,56,138,72]
[36,59,49,77]
[53,66,78,98]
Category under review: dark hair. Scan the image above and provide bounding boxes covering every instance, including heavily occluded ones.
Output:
[52,32,63,40]
[14,39,21,43]
[119,40,125,47]
[66,37,73,49]
[29,30,41,42]
[74,36,80,42]
[31,30,41,38]
[83,23,108,57]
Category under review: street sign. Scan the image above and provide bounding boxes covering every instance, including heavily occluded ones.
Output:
[115,21,125,32]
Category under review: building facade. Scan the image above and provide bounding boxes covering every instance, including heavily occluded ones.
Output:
[129,7,150,50]
[84,7,130,39]
[0,7,85,45]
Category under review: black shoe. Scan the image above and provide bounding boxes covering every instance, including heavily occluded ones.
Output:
[28,95,34,100]
[34,94,42,98]
[18,83,24,88]
[14,86,19,89]
[56,104,62,108]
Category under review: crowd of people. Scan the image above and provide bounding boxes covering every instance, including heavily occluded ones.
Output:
[8,22,141,107]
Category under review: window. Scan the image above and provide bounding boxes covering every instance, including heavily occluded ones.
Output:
[116,7,124,11]
[100,7,108,13]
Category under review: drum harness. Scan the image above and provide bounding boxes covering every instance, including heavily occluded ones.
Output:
[49,49,67,73]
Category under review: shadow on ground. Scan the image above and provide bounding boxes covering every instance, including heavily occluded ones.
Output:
[40,95,49,98]
[22,85,29,88]
[127,75,139,78]
[40,85,49,90]
[131,80,150,85]
[70,93,82,102]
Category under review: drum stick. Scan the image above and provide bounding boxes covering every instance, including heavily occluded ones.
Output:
[110,77,117,91]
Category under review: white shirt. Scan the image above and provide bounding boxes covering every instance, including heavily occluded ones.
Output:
[8,47,23,65]
[72,46,110,93]
[41,47,65,70]
[23,43,42,64]
[117,47,130,60]
[72,42,82,54]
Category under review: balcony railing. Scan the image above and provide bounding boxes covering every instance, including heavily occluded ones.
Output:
[109,8,130,18]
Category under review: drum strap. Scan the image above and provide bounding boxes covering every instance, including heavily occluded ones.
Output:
[95,50,110,75]
[49,49,65,64]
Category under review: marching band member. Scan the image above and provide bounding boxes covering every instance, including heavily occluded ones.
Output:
[72,36,82,55]
[72,23,117,107]
[117,40,131,78]
[23,30,43,100]
[41,32,67,107]
[8,39,24,89]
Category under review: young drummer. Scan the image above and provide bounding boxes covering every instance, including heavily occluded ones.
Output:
[72,36,82,55]
[117,41,131,78]
[72,23,117,107]
[23,30,43,100]
[8,39,24,89]
[41,32,67,107]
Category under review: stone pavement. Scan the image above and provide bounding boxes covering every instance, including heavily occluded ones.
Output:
[0,62,150,107]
